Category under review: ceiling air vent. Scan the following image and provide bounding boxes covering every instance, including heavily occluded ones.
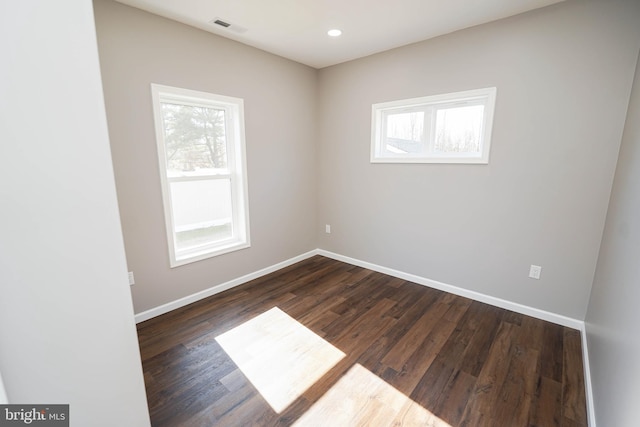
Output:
[213,19,230,28]
[209,17,247,34]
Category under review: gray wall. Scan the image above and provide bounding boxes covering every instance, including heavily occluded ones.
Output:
[0,1,149,425]
[316,0,640,320]
[94,0,318,313]
[585,51,640,426]
[96,0,640,325]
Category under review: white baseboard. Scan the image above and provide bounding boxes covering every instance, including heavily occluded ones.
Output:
[317,249,583,330]
[580,323,597,427]
[134,250,318,323]
[136,248,584,328]
[135,248,584,328]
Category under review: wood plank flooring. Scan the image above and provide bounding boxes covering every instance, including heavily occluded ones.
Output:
[137,256,588,426]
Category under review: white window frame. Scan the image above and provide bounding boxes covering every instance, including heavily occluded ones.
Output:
[371,87,497,164]
[151,84,250,267]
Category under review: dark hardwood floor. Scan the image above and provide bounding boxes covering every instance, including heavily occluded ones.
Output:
[137,256,588,426]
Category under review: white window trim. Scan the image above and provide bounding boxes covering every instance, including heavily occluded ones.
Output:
[151,84,250,267]
[371,87,497,164]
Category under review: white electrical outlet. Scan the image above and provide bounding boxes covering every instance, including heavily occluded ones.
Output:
[325,224,331,234]
[529,265,542,280]
[128,271,135,286]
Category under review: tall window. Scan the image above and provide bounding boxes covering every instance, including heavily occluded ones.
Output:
[371,87,497,164]
[151,84,250,267]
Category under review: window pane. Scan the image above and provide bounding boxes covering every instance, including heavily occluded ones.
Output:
[372,87,495,164]
[434,105,484,153]
[153,85,250,266]
[170,179,233,252]
[384,111,425,154]
[161,103,228,175]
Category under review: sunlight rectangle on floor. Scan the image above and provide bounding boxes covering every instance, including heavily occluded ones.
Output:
[293,363,451,426]
[215,306,345,413]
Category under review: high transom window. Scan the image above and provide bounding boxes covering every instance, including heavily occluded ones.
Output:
[371,87,497,164]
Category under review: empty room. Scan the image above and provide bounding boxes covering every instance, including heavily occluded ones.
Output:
[1,0,640,426]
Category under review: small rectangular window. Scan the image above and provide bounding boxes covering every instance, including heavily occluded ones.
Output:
[151,84,250,267]
[371,87,497,164]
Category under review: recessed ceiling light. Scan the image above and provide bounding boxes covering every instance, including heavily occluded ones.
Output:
[327,29,342,37]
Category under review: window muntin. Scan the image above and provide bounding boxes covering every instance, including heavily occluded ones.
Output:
[151,84,250,267]
[371,88,496,164]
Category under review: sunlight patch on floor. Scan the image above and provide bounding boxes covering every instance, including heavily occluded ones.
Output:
[215,307,345,413]
[293,363,452,427]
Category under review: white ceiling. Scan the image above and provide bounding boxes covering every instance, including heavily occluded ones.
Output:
[114,0,565,69]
